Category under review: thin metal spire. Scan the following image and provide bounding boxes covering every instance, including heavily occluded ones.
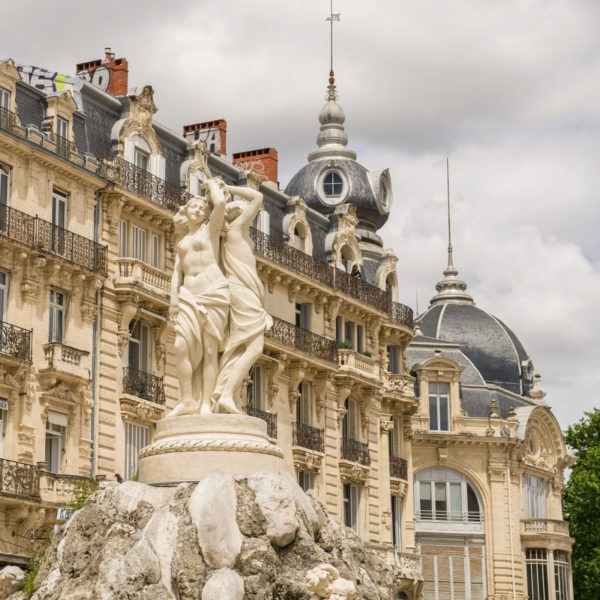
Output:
[326,0,340,86]
[447,157,454,269]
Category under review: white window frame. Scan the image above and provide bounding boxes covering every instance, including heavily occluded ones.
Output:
[48,289,65,343]
[0,165,9,206]
[523,474,547,519]
[128,320,151,373]
[298,470,312,492]
[132,225,147,262]
[125,421,150,480]
[343,483,360,533]
[119,220,129,257]
[0,88,10,110]
[56,116,69,140]
[247,365,264,410]
[134,148,149,171]
[254,210,270,235]
[428,381,450,431]
[52,190,67,228]
[150,233,160,268]
[391,495,402,550]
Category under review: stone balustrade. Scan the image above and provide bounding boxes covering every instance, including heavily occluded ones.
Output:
[521,518,570,536]
[338,349,379,378]
[116,258,171,294]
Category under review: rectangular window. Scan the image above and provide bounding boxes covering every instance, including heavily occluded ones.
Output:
[0,166,9,206]
[0,271,8,322]
[129,321,151,373]
[343,483,359,533]
[298,470,312,492]
[344,320,355,349]
[524,474,547,518]
[295,302,311,330]
[247,365,264,410]
[335,316,342,344]
[554,550,571,600]
[51,190,67,255]
[45,411,68,473]
[150,234,160,268]
[296,382,311,425]
[429,382,450,431]
[356,325,363,353]
[387,345,400,374]
[391,496,402,550]
[48,290,65,343]
[135,149,149,171]
[125,421,150,480]
[419,481,432,520]
[526,548,549,600]
[119,220,128,257]
[56,116,69,140]
[0,88,10,110]
[132,225,147,262]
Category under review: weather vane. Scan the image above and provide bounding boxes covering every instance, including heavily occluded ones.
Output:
[326,0,340,84]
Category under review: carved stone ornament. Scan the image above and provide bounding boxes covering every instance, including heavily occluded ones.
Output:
[339,460,369,485]
[315,372,334,421]
[437,447,448,465]
[390,479,408,498]
[120,396,165,424]
[293,447,323,474]
[380,417,394,432]
[306,563,357,600]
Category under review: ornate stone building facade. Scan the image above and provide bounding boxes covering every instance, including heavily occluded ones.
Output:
[0,49,572,599]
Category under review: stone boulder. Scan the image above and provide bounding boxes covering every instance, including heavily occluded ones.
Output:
[0,566,24,599]
[30,470,414,599]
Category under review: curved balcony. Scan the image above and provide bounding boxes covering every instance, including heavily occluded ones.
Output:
[521,518,571,537]
[341,437,370,466]
[266,316,337,363]
[293,422,324,453]
[99,156,191,212]
[122,367,165,405]
[0,459,39,499]
[245,405,277,439]
[0,321,32,363]
[389,456,408,481]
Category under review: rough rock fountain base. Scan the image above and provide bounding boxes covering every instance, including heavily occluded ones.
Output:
[138,414,284,485]
[30,470,411,600]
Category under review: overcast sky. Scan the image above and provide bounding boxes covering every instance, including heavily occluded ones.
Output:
[4,0,599,432]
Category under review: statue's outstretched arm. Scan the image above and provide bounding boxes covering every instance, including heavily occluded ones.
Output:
[226,185,264,227]
[204,178,227,240]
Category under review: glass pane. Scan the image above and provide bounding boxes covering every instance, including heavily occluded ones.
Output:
[439,397,449,431]
[429,396,438,430]
[449,483,462,520]
[435,482,447,519]
[129,340,140,370]
[467,484,480,521]
[420,482,432,519]
[0,173,7,205]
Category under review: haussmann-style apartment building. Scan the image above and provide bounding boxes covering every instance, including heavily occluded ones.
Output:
[0,49,574,600]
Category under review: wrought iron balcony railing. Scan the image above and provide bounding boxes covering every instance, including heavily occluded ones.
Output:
[245,405,277,439]
[0,204,107,275]
[122,366,166,405]
[0,458,39,498]
[266,316,337,363]
[47,134,77,160]
[389,456,408,480]
[341,437,371,466]
[293,422,325,453]
[99,155,192,212]
[249,228,413,327]
[0,321,32,362]
[0,106,18,132]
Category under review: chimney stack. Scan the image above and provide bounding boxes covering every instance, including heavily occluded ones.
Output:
[183,120,227,155]
[232,148,279,187]
[76,48,129,96]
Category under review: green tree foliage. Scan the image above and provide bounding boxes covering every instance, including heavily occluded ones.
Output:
[563,409,600,599]
[66,478,98,512]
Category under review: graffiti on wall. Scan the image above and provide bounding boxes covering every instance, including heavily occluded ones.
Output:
[234,158,267,180]
[16,64,83,108]
[77,66,110,92]
[185,127,222,153]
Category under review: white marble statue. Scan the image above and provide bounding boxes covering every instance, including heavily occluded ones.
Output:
[168,177,271,416]
[211,185,273,414]
[169,178,231,416]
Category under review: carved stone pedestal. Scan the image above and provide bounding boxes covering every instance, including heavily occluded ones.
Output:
[138,414,285,485]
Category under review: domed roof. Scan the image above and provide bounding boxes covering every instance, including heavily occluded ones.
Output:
[418,303,533,396]
[284,76,391,231]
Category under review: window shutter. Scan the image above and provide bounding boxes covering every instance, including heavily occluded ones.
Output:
[348,400,357,439]
[150,155,166,179]
[119,220,128,257]
[123,138,135,163]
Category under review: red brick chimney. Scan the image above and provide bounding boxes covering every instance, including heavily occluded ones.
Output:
[183,120,227,155]
[232,148,278,186]
[76,48,129,96]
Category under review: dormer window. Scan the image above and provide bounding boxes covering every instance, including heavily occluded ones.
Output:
[0,88,10,110]
[56,116,69,140]
[429,382,450,431]
[323,171,343,197]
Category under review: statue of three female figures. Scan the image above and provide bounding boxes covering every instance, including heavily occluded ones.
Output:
[168,177,272,416]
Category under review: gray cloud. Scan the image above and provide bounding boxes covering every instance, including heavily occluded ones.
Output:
[3,0,599,430]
